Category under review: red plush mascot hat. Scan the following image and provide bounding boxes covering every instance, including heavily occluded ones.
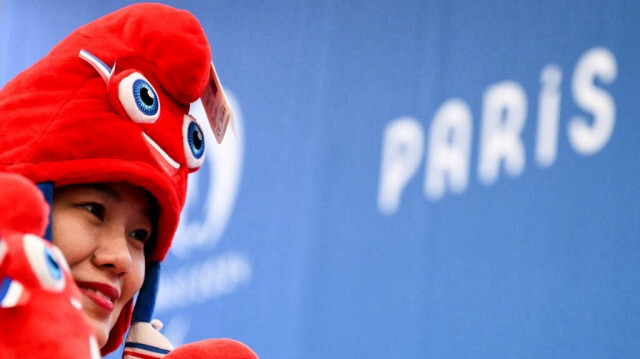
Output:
[0,3,230,355]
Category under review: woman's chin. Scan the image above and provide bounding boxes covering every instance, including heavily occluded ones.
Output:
[81,297,111,348]
[84,314,109,348]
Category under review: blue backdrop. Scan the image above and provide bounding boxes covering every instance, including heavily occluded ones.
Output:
[2,1,639,358]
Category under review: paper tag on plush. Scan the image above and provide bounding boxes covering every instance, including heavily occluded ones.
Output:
[200,61,234,144]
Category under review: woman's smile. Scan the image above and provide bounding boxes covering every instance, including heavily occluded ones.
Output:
[77,281,121,312]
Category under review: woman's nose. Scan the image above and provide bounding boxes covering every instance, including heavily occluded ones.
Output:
[91,230,132,276]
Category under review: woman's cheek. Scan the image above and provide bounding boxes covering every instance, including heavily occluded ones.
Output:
[51,220,95,267]
[124,249,146,299]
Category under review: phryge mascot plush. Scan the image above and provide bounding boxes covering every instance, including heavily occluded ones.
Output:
[0,172,101,359]
[0,3,257,359]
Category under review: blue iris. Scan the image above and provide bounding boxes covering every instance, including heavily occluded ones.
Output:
[187,121,205,159]
[132,79,159,116]
[44,247,62,281]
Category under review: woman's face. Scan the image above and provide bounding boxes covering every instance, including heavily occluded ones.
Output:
[51,182,153,348]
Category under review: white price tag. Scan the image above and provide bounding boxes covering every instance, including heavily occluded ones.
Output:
[200,61,233,144]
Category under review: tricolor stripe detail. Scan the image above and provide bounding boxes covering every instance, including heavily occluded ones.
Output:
[0,276,26,308]
[124,342,170,359]
[78,49,113,83]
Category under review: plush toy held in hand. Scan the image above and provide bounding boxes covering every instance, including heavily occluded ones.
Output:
[164,339,258,359]
[0,172,101,359]
[123,323,258,359]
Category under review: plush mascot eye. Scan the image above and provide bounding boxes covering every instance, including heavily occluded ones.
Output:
[183,115,206,169]
[23,234,65,292]
[119,72,160,123]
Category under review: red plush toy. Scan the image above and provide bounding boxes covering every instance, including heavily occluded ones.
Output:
[164,339,258,359]
[0,172,101,359]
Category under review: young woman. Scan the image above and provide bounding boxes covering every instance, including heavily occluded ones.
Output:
[0,3,236,356]
[52,182,155,348]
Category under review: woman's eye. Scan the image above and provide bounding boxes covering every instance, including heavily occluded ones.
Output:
[130,229,150,243]
[80,203,105,220]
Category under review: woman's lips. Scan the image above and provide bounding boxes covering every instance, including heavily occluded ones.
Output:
[76,281,120,312]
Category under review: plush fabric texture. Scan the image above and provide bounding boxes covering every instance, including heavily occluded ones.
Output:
[164,339,259,359]
[0,3,213,355]
[0,172,101,359]
[0,173,49,237]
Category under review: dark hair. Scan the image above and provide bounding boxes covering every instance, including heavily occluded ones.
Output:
[144,191,160,260]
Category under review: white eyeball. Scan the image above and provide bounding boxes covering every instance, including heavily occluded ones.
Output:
[183,115,206,170]
[23,234,66,292]
[119,72,160,124]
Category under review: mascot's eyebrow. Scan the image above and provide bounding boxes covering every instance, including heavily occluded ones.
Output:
[78,49,116,83]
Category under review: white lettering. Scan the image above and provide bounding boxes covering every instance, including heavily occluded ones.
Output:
[425,99,472,201]
[478,81,527,185]
[156,252,252,311]
[536,65,563,167]
[377,117,424,214]
[377,46,618,215]
[569,47,617,155]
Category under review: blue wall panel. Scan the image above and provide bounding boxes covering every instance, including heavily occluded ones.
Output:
[1,1,639,358]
